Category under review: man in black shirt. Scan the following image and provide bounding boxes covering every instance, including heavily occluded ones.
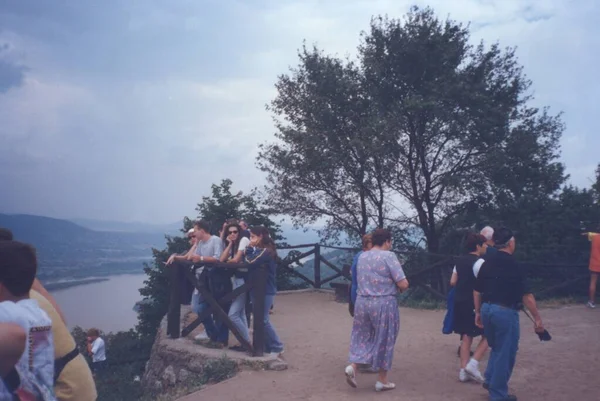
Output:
[473,227,545,401]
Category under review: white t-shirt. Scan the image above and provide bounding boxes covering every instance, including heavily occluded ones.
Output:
[238,237,250,254]
[0,299,56,401]
[91,338,106,363]
[452,258,484,278]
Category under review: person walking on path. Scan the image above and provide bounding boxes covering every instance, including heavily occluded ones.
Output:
[474,227,546,401]
[581,231,600,308]
[450,233,489,383]
[345,229,409,392]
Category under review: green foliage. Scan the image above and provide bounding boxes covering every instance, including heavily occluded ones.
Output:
[259,6,566,253]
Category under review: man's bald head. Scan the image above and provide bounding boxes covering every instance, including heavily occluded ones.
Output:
[480,226,495,245]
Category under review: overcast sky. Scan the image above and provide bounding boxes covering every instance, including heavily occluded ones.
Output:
[0,0,597,224]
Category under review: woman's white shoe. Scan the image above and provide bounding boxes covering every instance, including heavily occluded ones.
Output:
[375,381,396,392]
[345,365,357,388]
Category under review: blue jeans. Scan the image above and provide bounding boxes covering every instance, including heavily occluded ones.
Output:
[481,303,520,401]
[191,292,228,343]
[229,277,250,343]
[251,293,284,353]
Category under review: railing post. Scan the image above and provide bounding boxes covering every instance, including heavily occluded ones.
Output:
[167,262,181,338]
[252,263,267,357]
[314,244,321,288]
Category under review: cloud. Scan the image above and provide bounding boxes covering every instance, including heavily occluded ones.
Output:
[0,0,597,223]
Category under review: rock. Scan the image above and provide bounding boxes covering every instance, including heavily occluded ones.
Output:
[153,381,163,392]
[162,366,177,386]
[267,359,288,371]
[178,368,191,383]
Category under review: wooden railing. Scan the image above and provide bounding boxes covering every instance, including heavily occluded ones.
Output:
[167,261,268,357]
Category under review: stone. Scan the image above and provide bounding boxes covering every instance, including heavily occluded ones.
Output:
[153,381,163,392]
[178,368,191,383]
[162,366,177,386]
[267,359,288,371]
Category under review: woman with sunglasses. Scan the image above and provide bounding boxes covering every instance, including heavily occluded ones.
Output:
[220,223,252,351]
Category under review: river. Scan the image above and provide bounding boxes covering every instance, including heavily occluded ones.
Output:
[50,274,146,333]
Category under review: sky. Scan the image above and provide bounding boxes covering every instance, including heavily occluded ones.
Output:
[0,0,598,224]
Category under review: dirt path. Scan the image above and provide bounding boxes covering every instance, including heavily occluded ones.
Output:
[180,291,600,401]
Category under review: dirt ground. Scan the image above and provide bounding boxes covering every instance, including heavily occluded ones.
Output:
[180,291,600,401]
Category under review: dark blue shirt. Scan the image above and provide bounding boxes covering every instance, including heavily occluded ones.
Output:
[244,246,277,295]
[350,251,363,305]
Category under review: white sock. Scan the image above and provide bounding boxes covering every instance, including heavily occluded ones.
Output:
[468,358,479,368]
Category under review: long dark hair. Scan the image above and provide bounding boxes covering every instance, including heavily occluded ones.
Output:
[224,223,242,256]
[249,226,277,257]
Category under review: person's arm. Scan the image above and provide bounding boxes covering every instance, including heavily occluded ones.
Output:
[190,238,222,264]
[522,293,544,332]
[387,253,409,292]
[229,237,250,264]
[450,266,458,287]
[473,261,486,328]
[32,278,67,324]
[0,323,26,377]
[220,241,233,262]
[350,253,360,305]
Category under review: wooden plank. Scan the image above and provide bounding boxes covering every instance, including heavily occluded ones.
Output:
[277,243,318,250]
[535,275,588,298]
[181,280,253,338]
[320,272,342,286]
[319,255,345,276]
[278,264,315,287]
[314,244,321,288]
[182,268,254,352]
[167,263,182,338]
[252,264,267,357]
[279,249,316,267]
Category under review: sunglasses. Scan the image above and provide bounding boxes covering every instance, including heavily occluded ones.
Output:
[228,230,239,234]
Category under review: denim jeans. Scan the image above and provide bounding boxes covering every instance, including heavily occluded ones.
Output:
[251,293,284,353]
[229,277,250,343]
[191,292,228,343]
[481,303,520,401]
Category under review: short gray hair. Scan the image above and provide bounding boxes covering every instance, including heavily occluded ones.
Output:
[480,226,494,241]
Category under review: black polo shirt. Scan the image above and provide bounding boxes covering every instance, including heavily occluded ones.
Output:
[474,250,531,308]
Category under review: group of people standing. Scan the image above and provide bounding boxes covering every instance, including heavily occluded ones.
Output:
[0,228,99,400]
[166,219,283,357]
[345,226,547,401]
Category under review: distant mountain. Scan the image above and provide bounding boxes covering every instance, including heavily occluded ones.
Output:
[70,218,181,234]
[0,213,168,282]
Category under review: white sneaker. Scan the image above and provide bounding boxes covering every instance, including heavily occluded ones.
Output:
[465,360,485,383]
[345,365,357,388]
[194,332,209,341]
[375,381,396,392]
[459,369,470,383]
[587,301,596,309]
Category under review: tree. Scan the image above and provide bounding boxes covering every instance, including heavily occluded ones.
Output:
[260,6,566,253]
[258,47,389,243]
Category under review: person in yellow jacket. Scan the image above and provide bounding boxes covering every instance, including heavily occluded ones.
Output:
[30,289,98,400]
[582,232,600,308]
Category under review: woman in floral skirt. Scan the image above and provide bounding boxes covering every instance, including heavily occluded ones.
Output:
[345,228,409,392]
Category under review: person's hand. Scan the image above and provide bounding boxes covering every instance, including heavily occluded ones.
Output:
[534,317,544,333]
[166,254,176,265]
[475,312,483,329]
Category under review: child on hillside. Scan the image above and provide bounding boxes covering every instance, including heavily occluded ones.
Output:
[0,241,56,400]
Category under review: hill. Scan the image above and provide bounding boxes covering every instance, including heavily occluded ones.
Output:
[0,213,167,282]
[71,218,181,234]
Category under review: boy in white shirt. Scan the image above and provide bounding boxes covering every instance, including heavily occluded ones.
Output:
[86,328,107,375]
[0,241,56,400]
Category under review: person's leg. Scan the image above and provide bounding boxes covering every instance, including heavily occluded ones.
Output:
[589,273,598,306]
[481,303,496,387]
[460,335,473,368]
[487,307,519,401]
[473,336,489,361]
[228,279,250,344]
[193,297,218,340]
[261,294,283,353]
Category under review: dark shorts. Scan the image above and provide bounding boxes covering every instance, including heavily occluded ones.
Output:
[92,360,107,374]
[453,300,484,338]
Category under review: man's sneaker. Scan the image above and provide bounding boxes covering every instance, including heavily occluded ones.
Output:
[375,381,396,392]
[587,301,596,309]
[465,360,485,383]
[459,369,470,383]
[194,332,209,341]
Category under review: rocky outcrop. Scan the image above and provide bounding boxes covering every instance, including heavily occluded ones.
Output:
[142,306,287,393]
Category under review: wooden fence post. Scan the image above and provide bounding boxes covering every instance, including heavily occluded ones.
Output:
[252,263,267,357]
[167,263,181,338]
[314,244,321,288]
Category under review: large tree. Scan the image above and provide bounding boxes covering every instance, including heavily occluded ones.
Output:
[260,6,566,252]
